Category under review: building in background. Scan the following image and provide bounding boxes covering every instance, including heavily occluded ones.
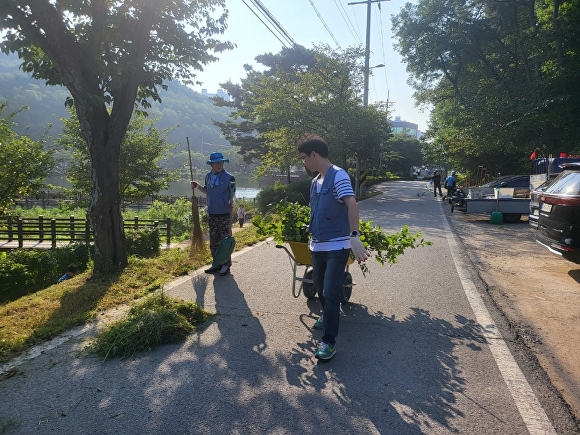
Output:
[201,88,231,102]
[389,116,420,139]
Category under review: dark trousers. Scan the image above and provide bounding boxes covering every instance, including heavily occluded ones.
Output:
[434,184,442,196]
[311,249,351,345]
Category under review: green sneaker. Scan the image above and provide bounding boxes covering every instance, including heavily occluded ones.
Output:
[313,315,324,329]
[315,342,336,360]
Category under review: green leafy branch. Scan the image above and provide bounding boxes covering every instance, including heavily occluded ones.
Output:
[252,201,432,274]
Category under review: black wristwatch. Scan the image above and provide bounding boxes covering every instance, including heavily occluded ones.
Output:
[350,230,360,237]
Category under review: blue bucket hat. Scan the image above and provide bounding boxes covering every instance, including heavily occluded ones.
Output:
[206,152,229,165]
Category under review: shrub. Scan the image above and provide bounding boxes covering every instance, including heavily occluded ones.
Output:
[126,227,160,258]
[0,243,90,302]
[138,198,197,240]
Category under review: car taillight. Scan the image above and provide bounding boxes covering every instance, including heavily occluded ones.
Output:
[540,195,580,206]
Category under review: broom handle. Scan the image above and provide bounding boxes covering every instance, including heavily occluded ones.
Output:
[186,137,194,184]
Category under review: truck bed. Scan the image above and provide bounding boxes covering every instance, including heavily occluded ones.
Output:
[464,198,530,214]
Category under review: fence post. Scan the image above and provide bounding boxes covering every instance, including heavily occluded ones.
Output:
[39,215,44,241]
[7,215,13,241]
[18,218,23,248]
[70,215,75,241]
[134,216,139,229]
[166,218,171,250]
[51,219,57,248]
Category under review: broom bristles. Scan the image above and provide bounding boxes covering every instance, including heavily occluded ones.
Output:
[190,196,206,256]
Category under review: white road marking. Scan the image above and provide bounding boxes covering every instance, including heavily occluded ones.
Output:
[442,213,557,435]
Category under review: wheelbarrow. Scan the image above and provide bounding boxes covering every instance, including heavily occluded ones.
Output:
[275,241,355,304]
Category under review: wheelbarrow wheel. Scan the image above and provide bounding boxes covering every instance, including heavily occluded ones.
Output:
[302,269,317,299]
[341,272,353,304]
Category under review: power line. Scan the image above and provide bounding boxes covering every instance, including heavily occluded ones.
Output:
[375,3,390,101]
[241,0,290,48]
[333,0,363,45]
[306,0,341,48]
[247,0,298,48]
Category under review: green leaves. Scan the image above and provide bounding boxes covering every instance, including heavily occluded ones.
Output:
[392,0,580,175]
[215,45,391,179]
[252,201,432,274]
[0,104,55,217]
[252,201,311,245]
[56,107,179,206]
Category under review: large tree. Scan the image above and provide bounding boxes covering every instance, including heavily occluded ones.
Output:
[214,45,391,182]
[0,0,231,273]
[0,103,54,216]
[392,0,580,177]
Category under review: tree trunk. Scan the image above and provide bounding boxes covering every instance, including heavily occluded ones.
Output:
[79,104,128,274]
[89,141,128,273]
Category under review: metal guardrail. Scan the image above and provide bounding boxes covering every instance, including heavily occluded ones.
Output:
[0,216,171,250]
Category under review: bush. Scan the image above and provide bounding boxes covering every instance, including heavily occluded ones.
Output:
[0,242,90,303]
[0,260,30,301]
[138,198,195,240]
[256,179,311,214]
[126,227,160,258]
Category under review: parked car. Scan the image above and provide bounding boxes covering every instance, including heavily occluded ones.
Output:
[535,163,580,263]
[529,179,554,229]
[479,175,531,198]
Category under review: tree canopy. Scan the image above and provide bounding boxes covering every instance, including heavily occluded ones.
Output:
[214,45,391,181]
[392,0,580,176]
[0,0,231,273]
[0,103,54,216]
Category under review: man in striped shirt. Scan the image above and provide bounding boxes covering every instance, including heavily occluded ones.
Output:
[297,134,369,361]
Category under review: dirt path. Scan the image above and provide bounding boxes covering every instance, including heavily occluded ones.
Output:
[446,208,580,422]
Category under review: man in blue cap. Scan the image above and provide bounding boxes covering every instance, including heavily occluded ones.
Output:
[191,151,236,275]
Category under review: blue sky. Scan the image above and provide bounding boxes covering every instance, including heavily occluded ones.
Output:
[193,0,430,132]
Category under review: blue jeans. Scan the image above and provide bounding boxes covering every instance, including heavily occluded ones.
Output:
[311,249,351,345]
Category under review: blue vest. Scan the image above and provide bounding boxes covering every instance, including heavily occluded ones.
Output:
[205,170,234,215]
[308,166,350,241]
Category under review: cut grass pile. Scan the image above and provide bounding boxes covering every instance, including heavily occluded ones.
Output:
[0,226,267,363]
[89,294,211,360]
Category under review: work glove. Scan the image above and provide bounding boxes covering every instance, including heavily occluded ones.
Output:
[191,181,198,189]
[350,236,370,262]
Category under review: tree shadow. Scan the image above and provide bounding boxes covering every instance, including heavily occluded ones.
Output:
[283,304,489,433]
[63,298,490,433]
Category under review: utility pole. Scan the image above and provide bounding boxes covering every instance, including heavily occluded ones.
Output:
[348,0,390,197]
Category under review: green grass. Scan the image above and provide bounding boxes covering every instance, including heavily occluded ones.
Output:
[0,225,267,363]
[89,293,211,360]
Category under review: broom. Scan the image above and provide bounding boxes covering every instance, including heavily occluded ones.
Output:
[187,137,205,254]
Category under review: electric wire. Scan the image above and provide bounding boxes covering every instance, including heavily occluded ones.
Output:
[247,0,298,47]
[375,3,390,103]
[306,0,341,49]
[241,0,290,48]
[333,0,362,45]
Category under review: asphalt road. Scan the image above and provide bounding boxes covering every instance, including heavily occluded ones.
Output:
[0,180,578,434]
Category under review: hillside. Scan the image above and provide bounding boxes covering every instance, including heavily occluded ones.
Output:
[0,52,232,155]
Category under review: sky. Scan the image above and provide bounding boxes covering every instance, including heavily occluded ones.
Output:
[193,0,431,133]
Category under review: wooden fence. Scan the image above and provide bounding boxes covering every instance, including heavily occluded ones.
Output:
[0,216,171,250]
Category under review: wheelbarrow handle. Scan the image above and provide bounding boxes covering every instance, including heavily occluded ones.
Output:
[276,244,297,263]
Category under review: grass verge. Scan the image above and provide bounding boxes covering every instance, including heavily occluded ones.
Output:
[0,226,267,364]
